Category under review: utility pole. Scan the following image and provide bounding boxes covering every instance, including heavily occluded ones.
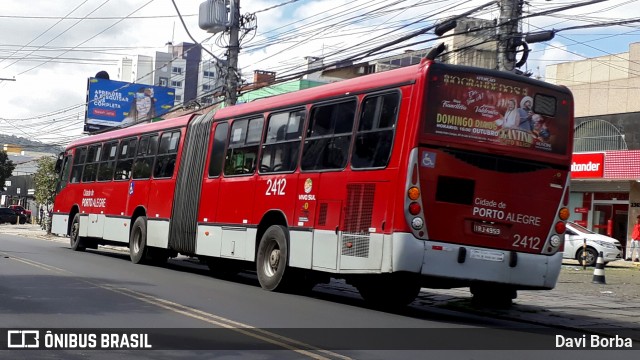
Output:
[226,0,240,106]
[496,0,523,72]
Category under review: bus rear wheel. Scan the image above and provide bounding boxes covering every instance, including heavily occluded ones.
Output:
[129,217,149,264]
[256,225,290,291]
[69,214,86,252]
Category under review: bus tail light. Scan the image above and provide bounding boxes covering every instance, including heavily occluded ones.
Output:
[408,187,420,200]
[405,148,427,240]
[555,221,566,234]
[558,207,569,221]
[411,217,424,230]
[549,234,561,247]
[409,202,421,215]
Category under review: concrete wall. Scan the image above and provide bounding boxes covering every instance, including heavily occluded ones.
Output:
[546,42,640,117]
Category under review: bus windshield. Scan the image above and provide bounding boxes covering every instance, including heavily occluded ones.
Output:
[423,66,571,157]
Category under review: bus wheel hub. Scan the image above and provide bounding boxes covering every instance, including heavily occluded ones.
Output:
[269,249,280,269]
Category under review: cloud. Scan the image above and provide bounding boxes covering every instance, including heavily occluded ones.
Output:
[525,41,586,81]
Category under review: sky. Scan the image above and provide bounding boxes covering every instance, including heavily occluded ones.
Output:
[0,0,639,146]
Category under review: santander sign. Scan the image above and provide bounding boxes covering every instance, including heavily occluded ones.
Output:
[571,153,604,178]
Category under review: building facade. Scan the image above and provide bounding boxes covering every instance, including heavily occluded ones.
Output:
[119,42,224,108]
[547,42,640,257]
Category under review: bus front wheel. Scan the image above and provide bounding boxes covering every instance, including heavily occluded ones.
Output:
[129,217,149,264]
[69,214,86,252]
[256,225,290,291]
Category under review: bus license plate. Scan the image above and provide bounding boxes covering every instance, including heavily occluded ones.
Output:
[473,222,501,236]
[470,249,504,262]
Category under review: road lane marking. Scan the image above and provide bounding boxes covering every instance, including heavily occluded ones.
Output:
[1,252,351,360]
[103,285,351,360]
[1,252,69,274]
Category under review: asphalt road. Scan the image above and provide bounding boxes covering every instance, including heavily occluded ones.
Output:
[0,231,637,359]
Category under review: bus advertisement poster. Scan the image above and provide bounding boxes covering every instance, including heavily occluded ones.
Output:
[425,71,570,156]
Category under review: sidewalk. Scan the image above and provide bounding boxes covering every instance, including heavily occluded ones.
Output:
[2,224,640,339]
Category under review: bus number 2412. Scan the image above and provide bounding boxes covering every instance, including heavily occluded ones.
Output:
[265,178,286,196]
[512,234,541,250]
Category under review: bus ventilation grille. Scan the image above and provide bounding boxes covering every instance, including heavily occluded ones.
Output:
[342,183,375,257]
[443,149,552,173]
[342,233,370,258]
[318,203,328,226]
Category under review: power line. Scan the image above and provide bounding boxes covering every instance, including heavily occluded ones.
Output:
[254,0,308,14]
[16,0,157,77]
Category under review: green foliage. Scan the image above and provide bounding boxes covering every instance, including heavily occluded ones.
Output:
[34,156,58,206]
[0,150,16,190]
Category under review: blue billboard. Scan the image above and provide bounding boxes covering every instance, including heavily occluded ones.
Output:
[84,78,175,132]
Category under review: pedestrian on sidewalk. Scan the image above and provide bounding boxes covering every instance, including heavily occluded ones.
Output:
[628,215,640,262]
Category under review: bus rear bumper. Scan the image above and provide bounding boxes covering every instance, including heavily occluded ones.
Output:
[392,233,563,289]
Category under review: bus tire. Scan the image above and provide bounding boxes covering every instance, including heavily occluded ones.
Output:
[69,214,86,252]
[256,225,289,291]
[129,217,149,264]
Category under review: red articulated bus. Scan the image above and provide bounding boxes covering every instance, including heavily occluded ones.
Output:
[52,59,573,307]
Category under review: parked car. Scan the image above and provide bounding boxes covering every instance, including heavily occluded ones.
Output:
[563,222,622,266]
[0,207,27,224]
[9,205,31,223]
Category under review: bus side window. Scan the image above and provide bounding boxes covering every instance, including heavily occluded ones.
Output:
[301,100,356,171]
[97,141,118,181]
[260,109,304,173]
[56,155,73,192]
[70,147,87,183]
[208,122,229,177]
[82,144,102,182]
[154,131,181,179]
[224,117,264,176]
[352,92,399,169]
[115,138,137,181]
[133,134,159,179]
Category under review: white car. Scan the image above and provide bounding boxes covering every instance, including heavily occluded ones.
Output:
[563,222,622,267]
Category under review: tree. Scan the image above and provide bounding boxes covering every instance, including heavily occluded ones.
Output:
[0,150,16,191]
[34,156,58,207]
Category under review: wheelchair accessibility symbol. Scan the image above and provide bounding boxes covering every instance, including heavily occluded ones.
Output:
[421,151,436,168]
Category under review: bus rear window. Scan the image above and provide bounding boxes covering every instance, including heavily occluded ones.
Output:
[533,94,556,117]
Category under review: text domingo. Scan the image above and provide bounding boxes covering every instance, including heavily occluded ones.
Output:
[436,113,498,131]
[473,197,541,226]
